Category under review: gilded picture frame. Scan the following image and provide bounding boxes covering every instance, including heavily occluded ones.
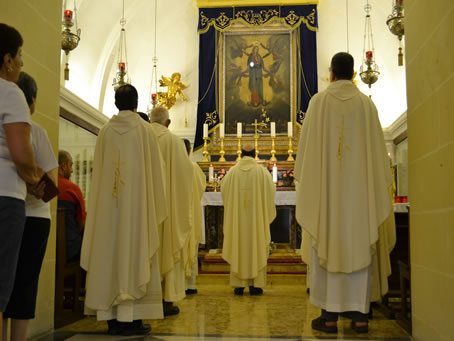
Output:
[211,21,299,156]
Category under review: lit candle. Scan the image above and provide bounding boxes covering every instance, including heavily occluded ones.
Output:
[203,123,208,138]
[272,164,278,183]
[64,9,73,22]
[151,93,157,101]
[119,62,126,72]
[271,122,276,137]
[209,164,214,181]
[366,51,373,61]
[288,122,293,137]
[237,122,242,138]
[219,123,224,138]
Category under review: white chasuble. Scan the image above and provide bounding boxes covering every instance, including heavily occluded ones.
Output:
[221,157,276,283]
[183,162,207,277]
[151,123,193,302]
[81,110,167,321]
[295,80,393,274]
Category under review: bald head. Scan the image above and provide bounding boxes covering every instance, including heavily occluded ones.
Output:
[241,143,255,158]
[150,106,170,127]
[58,150,73,179]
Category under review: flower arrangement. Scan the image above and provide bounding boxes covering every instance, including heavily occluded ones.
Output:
[217,168,226,180]
[282,168,294,185]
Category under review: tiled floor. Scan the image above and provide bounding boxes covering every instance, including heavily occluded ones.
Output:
[47,274,412,341]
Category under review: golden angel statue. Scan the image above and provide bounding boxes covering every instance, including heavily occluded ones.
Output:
[157,72,188,109]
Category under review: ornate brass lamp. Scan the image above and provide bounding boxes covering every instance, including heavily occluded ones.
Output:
[386,0,405,66]
[359,2,380,93]
[112,0,130,90]
[61,2,81,81]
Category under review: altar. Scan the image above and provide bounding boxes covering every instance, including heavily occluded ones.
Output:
[201,190,301,252]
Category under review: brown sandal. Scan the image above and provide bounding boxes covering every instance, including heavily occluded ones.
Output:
[351,321,368,333]
[311,317,338,333]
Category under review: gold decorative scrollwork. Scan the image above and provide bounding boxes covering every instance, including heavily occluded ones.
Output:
[235,9,279,26]
[200,11,209,27]
[216,12,230,28]
[285,11,300,26]
[205,110,218,126]
[260,108,270,129]
[306,8,316,25]
[297,110,306,122]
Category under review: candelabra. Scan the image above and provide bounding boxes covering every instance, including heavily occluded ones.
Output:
[287,137,294,161]
[254,134,260,160]
[270,137,277,162]
[212,177,220,192]
[219,137,226,162]
[202,137,210,162]
[236,137,242,161]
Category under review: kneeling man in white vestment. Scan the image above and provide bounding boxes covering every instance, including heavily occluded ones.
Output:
[221,145,276,295]
[81,84,167,335]
[294,52,394,334]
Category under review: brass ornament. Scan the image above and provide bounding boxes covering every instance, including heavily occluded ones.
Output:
[235,9,279,26]
[157,72,188,109]
[204,110,218,126]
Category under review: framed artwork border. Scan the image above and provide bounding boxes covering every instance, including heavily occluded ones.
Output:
[211,21,300,156]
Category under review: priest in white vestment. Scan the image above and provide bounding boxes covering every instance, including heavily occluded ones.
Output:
[81,85,167,335]
[221,146,276,295]
[294,53,394,334]
[150,106,193,315]
[182,138,207,294]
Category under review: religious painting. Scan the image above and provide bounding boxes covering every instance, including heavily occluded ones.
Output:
[221,30,293,136]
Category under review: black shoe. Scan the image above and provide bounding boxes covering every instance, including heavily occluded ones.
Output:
[121,320,151,336]
[107,320,151,336]
[311,317,338,333]
[249,286,263,295]
[185,288,198,295]
[234,287,244,295]
[163,301,180,316]
[351,321,368,333]
[107,319,122,335]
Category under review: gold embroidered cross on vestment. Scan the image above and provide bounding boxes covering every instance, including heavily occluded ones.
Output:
[336,114,351,166]
[112,153,125,207]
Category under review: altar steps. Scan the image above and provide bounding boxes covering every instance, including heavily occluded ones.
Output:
[200,251,307,274]
[196,273,307,286]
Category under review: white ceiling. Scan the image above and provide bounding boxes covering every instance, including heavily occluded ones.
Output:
[62,0,407,130]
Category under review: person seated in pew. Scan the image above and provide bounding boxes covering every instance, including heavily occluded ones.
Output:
[57,150,86,262]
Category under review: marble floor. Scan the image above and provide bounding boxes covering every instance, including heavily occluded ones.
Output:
[47,274,412,341]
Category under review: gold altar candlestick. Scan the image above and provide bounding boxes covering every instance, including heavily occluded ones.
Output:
[202,137,209,162]
[251,119,260,160]
[219,137,226,162]
[270,137,277,162]
[236,137,242,161]
[287,137,294,161]
[254,134,260,160]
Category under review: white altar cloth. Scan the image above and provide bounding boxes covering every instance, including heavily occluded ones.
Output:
[201,191,296,207]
